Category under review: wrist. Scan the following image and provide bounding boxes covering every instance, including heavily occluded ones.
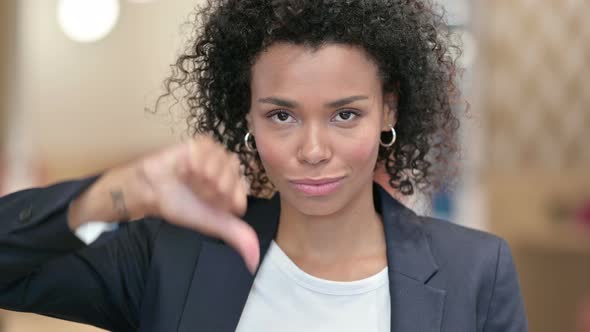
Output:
[67,165,150,231]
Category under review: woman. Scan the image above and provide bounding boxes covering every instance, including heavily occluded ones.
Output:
[0,0,527,331]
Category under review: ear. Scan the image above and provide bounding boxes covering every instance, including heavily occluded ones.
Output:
[382,91,398,131]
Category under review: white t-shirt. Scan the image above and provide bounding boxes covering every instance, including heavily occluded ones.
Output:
[235,239,391,331]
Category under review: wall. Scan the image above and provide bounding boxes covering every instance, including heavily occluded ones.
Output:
[478,0,590,331]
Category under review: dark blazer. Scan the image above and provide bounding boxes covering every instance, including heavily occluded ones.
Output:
[0,176,527,332]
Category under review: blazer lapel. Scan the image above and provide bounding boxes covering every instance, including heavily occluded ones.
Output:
[373,183,446,332]
[177,194,281,332]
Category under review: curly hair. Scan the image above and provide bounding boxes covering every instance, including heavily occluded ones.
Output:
[157,0,463,198]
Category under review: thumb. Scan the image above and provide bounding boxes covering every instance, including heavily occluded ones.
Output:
[161,187,260,274]
[218,216,260,274]
[186,199,260,274]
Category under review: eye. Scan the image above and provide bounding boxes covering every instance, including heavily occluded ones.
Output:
[267,110,296,123]
[333,110,360,122]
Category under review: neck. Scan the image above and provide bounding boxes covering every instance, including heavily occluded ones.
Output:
[275,181,386,264]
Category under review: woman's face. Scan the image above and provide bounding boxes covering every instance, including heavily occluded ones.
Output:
[247,42,395,216]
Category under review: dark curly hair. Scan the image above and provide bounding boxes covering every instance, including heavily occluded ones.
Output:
[157,0,463,198]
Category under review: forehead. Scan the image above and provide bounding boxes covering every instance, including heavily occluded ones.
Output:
[250,43,382,97]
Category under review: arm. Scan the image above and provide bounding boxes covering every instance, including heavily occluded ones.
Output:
[482,239,529,332]
[0,176,100,285]
[0,136,256,330]
[0,176,161,331]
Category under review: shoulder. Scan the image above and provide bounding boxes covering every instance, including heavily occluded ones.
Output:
[417,215,511,276]
[419,215,505,251]
[416,217,528,330]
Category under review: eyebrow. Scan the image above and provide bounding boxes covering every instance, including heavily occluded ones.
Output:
[257,95,369,109]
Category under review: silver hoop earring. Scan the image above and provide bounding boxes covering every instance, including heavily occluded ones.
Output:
[244,132,256,151]
[379,125,396,147]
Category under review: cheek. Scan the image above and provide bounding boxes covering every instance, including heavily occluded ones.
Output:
[340,132,380,168]
[255,137,288,175]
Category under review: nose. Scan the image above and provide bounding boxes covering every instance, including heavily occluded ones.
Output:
[297,123,331,165]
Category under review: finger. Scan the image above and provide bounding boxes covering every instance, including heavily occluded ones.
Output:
[220,212,260,274]
[164,189,259,273]
[174,141,194,180]
[176,138,206,181]
[191,144,224,203]
[215,161,237,212]
[176,142,208,204]
[191,205,259,274]
[228,155,247,216]
[230,176,247,217]
[181,140,241,214]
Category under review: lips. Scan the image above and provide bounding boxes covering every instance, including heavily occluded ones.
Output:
[289,176,346,185]
[288,176,345,196]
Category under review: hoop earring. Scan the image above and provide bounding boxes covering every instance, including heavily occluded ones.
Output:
[244,132,256,151]
[379,125,396,147]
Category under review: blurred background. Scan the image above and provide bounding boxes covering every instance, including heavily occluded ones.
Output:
[0,0,588,331]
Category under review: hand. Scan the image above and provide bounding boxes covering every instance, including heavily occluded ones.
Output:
[140,134,258,273]
[69,134,259,273]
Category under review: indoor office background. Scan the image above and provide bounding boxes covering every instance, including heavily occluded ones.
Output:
[0,1,589,331]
